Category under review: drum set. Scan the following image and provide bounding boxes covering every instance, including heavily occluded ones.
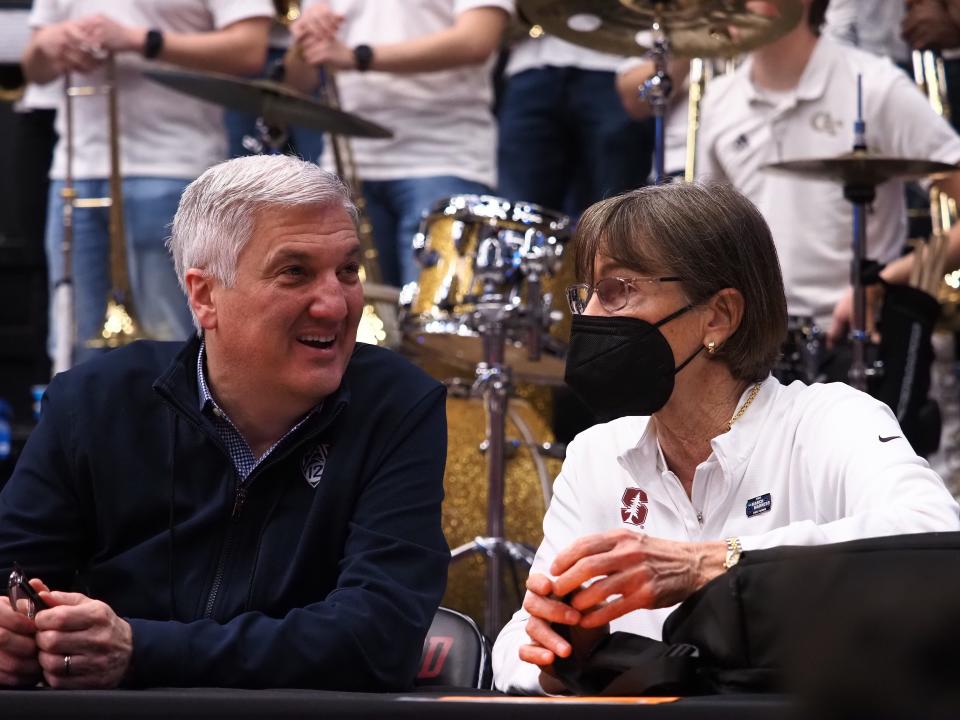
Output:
[139,0,960,636]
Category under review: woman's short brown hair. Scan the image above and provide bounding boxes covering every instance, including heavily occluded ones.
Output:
[572,182,788,382]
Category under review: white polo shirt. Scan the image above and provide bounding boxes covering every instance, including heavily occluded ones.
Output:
[309,0,514,188]
[696,37,960,328]
[30,0,275,180]
[492,376,960,694]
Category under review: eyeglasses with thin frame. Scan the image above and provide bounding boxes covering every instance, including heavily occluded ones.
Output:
[566,276,683,315]
[7,563,48,619]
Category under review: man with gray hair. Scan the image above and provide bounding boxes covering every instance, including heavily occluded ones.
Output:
[0,155,449,690]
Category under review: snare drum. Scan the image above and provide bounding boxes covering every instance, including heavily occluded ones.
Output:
[400,195,572,385]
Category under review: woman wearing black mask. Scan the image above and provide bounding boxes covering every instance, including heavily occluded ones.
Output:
[492,182,960,695]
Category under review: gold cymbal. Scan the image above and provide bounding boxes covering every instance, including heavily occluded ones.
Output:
[144,67,392,139]
[517,0,804,58]
[765,151,959,186]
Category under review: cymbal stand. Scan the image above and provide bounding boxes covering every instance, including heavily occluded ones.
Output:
[639,21,674,184]
[844,75,875,392]
[244,117,289,155]
[449,234,536,638]
[845,188,873,392]
[242,59,290,155]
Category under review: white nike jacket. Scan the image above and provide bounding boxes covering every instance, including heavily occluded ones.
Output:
[492,377,960,694]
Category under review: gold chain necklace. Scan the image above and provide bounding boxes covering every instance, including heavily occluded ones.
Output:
[726,382,763,432]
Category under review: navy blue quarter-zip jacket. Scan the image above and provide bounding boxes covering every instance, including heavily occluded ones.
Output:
[0,337,449,690]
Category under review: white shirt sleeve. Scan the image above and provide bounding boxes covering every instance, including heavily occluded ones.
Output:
[491,464,583,695]
[453,0,515,17]
[29,0,64,28]
[740,388,960,551]
[823,0,859,46]
[207,0,275,30]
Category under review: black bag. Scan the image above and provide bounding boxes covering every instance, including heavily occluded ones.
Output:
[872,283,942,456]
[819,282,942,456]
[552,532,960,706]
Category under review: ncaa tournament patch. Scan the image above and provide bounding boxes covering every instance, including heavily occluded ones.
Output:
[300,443,330,488]
[745,493,772,518]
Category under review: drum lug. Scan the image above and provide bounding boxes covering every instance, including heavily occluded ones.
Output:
[866,360,885,379]
[538,441,567,460]
[478,438,521,458]
[412,231,439,268]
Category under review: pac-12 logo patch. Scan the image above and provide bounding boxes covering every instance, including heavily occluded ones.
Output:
[746,493,772,518]
[300,443,330,488]
[620,488,649,527]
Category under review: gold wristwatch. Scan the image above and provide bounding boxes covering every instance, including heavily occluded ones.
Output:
[722,537,742,570]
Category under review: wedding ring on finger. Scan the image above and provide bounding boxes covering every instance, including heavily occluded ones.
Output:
[63,654,72,676]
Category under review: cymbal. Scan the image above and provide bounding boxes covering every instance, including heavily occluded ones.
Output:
[517,0,803,58]
[144,67,392,139]
[765,152,958,186]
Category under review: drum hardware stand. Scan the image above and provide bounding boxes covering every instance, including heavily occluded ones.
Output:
[54,56,145,374]
[449,232,542,637]
[448,292,537,638]
[798,320,826,385]
[242,117,290,155]
[639,21,674,185]
[845,180,878,392]
[240,59,292,155]
[844,75,884,392]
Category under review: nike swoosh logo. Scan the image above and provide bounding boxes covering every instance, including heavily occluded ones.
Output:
[878,435,902,443]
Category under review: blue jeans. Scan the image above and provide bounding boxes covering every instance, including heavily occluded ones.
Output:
[362,176,490,287]
[224,47,326,162]
[497,67,654,218]
[45,177,194,364]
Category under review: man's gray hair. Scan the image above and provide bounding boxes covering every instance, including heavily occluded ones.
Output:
[167,155,357,326]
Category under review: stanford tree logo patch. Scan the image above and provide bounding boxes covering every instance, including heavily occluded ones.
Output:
[620,488,649,527]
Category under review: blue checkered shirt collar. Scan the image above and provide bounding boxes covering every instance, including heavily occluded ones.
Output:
[196,340,320,481]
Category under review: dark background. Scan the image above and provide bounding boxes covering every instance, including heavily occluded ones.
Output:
[0,1,55,485]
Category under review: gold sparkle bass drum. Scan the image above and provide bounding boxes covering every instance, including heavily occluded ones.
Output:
[440,387,561,626]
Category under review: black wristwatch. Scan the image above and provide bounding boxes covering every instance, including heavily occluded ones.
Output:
[144,29,164,59]
[353,44,374,72]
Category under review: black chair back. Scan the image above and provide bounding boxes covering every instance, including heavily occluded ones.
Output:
[415,607,491,689]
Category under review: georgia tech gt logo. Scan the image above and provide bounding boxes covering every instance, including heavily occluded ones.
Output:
[620,488,649,527]
[811,111,845,136]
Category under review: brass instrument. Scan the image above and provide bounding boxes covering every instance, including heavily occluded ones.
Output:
[684,57,738,182]
[52,72,78,375]
[911,49,959,304]
[54,55,143,373]
[684,58,707,182]
[92,56,143,349]
[273,0,301,26]
[0,85,24,103]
